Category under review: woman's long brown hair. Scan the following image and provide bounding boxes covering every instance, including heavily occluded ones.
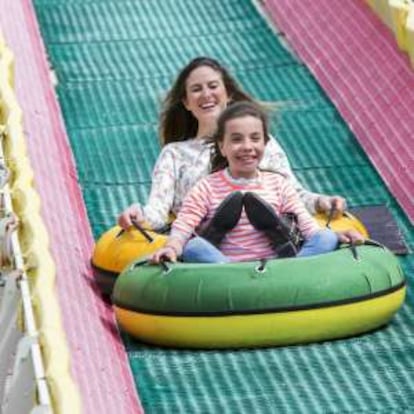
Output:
[159,57,255,145]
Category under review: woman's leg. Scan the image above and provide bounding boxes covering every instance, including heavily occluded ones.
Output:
[297,229,338,257]
[182,237,230,263]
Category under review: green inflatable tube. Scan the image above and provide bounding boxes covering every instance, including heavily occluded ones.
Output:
[112,244,406,348]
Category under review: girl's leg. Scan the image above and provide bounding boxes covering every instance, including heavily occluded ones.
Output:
[182,237,230,263]
[297,229,338,258]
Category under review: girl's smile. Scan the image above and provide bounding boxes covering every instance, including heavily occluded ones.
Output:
[219,115,266,179]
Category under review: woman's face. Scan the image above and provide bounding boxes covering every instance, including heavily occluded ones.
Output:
[219,115,266,179]
[183,66,229,127]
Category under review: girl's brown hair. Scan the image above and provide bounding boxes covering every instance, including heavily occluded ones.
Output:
[159,57,255,145]
[210,101,270,172]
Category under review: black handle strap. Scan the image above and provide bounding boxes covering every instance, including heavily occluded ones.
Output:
[159,258,171,273]
[131,257,171,274]
[131,258,149,269]
[131,218,154,242]
[325,204,337,229]
[255,258,268,273]
[116,219,155,242]
[344,238,386,261]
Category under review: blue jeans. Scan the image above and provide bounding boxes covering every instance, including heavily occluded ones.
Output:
[182,229,338,263]
[182,236,230,263]
[296,229,339,257]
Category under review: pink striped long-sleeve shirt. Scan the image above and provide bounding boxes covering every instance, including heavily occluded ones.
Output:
[169,169,320,262]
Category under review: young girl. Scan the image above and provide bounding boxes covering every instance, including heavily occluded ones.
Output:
[151,102,363,264]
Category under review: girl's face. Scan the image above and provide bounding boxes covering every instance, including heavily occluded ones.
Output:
[183,66,229,127]
[218,115,266,179]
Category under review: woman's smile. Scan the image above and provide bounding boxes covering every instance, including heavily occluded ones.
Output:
[183,66,229,137]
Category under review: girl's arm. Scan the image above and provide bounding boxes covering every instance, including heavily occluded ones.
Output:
[262,138,346,215]
[151,179,211,263]
[279,178,320,239]
[151,239,183,263]
[281,179,364,243]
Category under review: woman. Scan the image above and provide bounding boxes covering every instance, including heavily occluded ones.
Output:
[151,101,361,264]
[118,57,345,231]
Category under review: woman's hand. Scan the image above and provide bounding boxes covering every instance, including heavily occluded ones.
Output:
[117,204,144,230]
[316,195,347,218]
[336,229,365,244]
[151,245,179,264]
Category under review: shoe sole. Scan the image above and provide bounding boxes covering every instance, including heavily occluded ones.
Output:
[244,192,295,254]
[244,192,281,231]
[201,191,244,246]
[213,191,244,229]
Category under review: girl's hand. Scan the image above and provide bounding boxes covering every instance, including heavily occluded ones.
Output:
[151,246,178,264]
[316,195,347,218]
[337,229,365,244]
[117,204,144,230]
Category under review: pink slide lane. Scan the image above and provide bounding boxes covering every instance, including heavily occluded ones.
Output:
[0,0,143,412]
[264,0,414,223]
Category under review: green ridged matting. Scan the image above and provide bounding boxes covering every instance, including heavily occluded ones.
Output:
[34,0,414,412]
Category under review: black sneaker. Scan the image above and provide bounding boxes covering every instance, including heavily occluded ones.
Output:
[200,191,244,247]
[243,192,298,258]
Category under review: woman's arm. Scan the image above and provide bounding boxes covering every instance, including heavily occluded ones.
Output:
[118,145,178,230]
[168,179,210,241]
[142,146,178,228]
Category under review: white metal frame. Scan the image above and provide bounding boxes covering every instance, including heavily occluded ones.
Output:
[0,128,52,413]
